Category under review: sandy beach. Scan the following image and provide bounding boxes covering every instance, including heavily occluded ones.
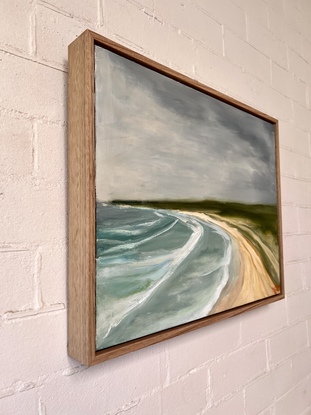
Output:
[183,211,279,314]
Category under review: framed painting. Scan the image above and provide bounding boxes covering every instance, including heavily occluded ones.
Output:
[68,30,284,366]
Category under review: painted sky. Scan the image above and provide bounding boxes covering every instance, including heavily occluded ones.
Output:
[95,46,277,205]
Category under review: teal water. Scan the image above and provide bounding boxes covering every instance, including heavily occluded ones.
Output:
[96,203,237,350]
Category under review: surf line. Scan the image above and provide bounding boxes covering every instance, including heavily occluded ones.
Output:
[99,208,205,340]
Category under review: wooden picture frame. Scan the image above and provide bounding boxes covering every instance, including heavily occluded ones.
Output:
[68,30,284,366]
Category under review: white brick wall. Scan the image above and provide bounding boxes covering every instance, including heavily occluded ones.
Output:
[1,0,311,414]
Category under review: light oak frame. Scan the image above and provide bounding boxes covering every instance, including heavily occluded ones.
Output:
[68,30,284,366]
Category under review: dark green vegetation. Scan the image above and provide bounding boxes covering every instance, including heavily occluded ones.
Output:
[112,199,278,239]
[112,199,281,287]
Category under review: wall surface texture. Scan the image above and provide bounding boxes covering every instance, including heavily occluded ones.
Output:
[1,0,311,414]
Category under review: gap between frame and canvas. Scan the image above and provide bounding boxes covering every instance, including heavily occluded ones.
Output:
[67,30,285,366]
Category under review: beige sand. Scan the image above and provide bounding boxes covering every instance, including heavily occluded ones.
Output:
[182,211,278,314]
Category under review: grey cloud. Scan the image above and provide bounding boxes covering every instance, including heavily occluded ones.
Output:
[95,46,278,205]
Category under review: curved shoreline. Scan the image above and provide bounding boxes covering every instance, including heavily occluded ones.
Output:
[182,211,278,314]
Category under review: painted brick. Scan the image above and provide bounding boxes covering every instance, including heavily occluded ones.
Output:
[289,48,310,83]
[224,29,271,84]
[281,176,304,206]
[308,318,311,346]
[144,19,172,68]
[167,316,240,380]
[0,250,34,315]
[241,300,287,345]
[280,176,311,207]
[162,369,209,415]
[0,115,33,177]
[274,376,311,415]
[249,79,293,122]
[207,391,244,415]
[41,0,98,23]
[284,262,304,295]
[195,44,254,103]
[269,321,308,366]
[36,373,111,414]
[165,29,198,77]
[245,361,293,414]
[271,62,307,106]
[120,394,162,415]
[307,86,311,110]
[292,346,311,384]
[307,87,311,108]
[286,290,311,324]
[39,344,161,414]
[194,0,246,38]
[36,5,86,67]
[301,20,311,46]
[0,51,66,122]
[211,342,267,402]
[283,0,304,31]
[40,245,66,306]
[130,0,154,9]
[36,121,66,182]
[0,389,37,415]
[303,260,311,290]
[247,15,288,69]
[101,0,162,57]
[40,382,110,413]
[281,204,299,234]
[258,408,273,415]
[294,154,311,181]
[279,148,298,178]
[268,6,303,56]
[302,37,311,64]
[98,340,163,405]
[0,0,33,54]
[266,0,284,12]
[0,311,68,390]
[298,0,311,18]
[243,0,269,27]
[283,234,311,263]
[292,102,311,132]
[0,182,66,244]
[109,16,184,74]
[155,2,223,55]
[278,121,309,155]
[299,207,311,234]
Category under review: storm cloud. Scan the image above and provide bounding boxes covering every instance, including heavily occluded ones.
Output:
[95,46,278,205]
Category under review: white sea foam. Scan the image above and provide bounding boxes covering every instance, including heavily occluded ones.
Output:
[102,233,202,338]
[96,206,233,348]
[104,218,179,253]
[97,209,204,342]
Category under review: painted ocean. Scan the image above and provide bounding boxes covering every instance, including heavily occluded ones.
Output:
[95,203,239,350]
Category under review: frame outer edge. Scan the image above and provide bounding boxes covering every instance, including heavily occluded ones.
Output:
[275,120,285,298]
[68,30,285,366]
[68,30,96,366]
